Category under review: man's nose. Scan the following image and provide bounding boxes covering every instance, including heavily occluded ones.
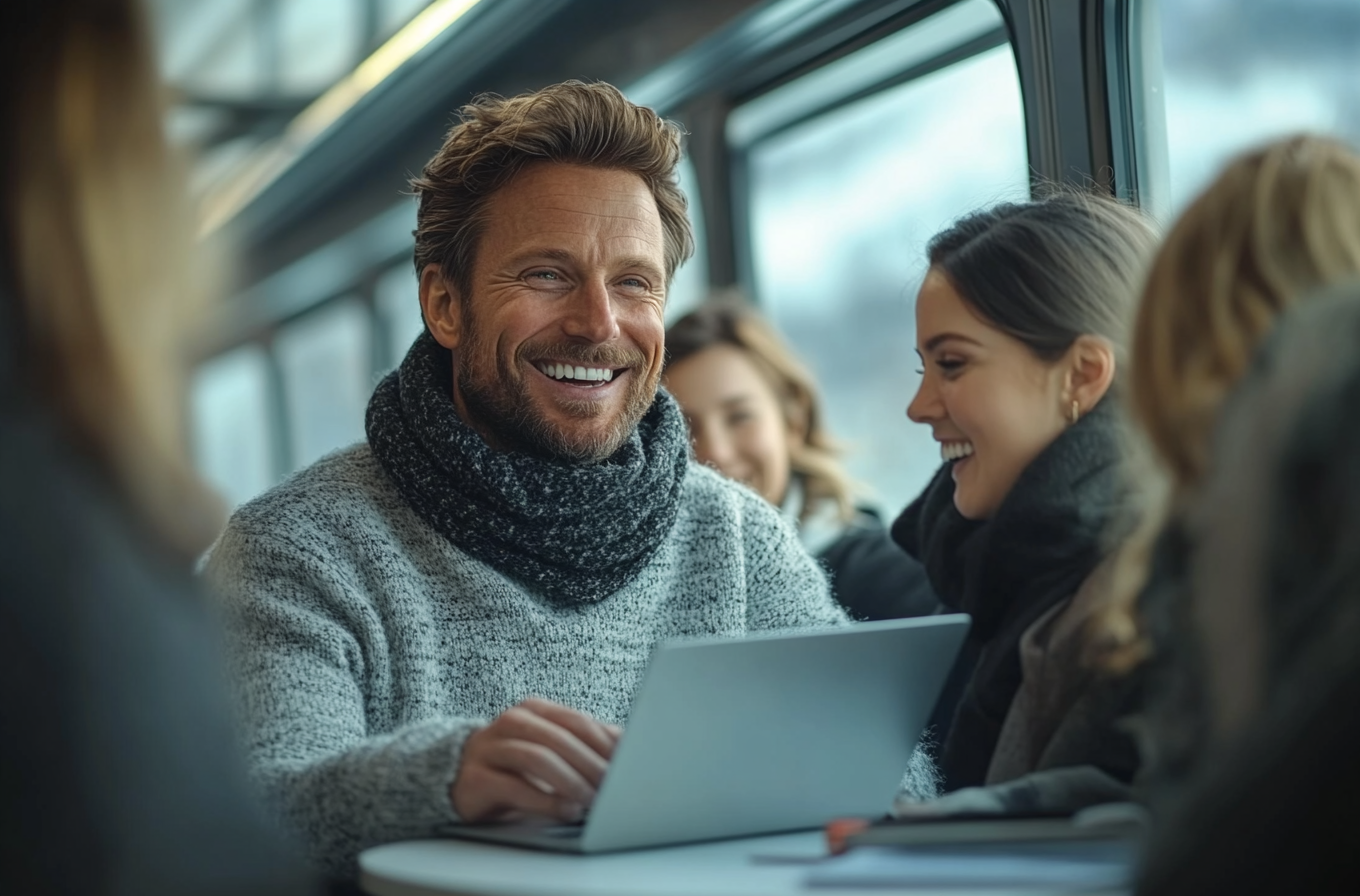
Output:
[906,375,940,425]
[561,278,622,343]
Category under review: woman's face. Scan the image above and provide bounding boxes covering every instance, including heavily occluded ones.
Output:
[907,268,1072,520]
[664,344,795,506]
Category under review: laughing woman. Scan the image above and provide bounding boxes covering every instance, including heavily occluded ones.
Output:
[892,192,1157,812]
[664,299,938,621]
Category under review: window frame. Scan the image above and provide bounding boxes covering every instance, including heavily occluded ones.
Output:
[630,0,1140,300]
[1104,0,1171,220]
[188,0,1148,506]
[724,0,1019,298]
[189,199,418,493]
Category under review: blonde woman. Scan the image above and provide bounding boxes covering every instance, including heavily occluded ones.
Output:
[0,1,307,893]
[1101,135,1360,801]
[1135,282,1360,896]
[664,299,938,621]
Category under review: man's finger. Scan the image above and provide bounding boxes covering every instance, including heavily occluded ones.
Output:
[493,707,611,786]
[521,699,620,761]
[464,767,585,823]
[488,740,597,806]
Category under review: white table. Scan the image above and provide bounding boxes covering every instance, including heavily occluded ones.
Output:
[358,830,1124,896]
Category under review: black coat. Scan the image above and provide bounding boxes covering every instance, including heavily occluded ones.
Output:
[819,510,939,621]
[891,400,1131,791]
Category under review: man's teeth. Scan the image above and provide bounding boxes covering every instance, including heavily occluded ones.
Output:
[535,362,615,383]
[940,441,975,462]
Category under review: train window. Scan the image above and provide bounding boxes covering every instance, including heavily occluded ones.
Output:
[733,0,1027,514]
[278,0,365,95]
[1150,0,1360,212]
[380,0,436,37]
[376,263,425,371]
[190,344,276,510]
[165,3,262,99]
[275,297,373,472]
[665,155,709,323]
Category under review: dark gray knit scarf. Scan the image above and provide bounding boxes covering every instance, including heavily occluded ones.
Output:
[365,331,689,606]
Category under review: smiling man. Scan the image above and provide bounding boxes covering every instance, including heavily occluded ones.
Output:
[427,161,666,463]
[202,82,926,880]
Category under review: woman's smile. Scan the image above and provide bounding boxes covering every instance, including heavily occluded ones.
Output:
[908,269,1076,520]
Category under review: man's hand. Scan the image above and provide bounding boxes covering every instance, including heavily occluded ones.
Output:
[451,698,623,823]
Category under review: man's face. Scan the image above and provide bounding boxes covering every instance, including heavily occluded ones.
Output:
[428,162,669,462]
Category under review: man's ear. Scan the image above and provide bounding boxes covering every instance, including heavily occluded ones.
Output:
[1065,334,1116,415]
[418,264,461,350]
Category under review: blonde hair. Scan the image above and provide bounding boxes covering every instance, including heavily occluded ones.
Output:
[1102,134,1360,665]
[663,297,858,523]
[411,81,694,296]
[3,0,221,556]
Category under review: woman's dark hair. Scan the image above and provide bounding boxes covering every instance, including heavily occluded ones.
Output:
[927,190,1157,364]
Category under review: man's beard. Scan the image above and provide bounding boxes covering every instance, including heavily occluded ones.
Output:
[455,314,657,463]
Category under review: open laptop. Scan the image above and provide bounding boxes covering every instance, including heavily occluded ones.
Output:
[446,613,970,853]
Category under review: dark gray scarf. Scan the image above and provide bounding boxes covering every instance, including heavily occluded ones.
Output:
[891,399,1130,789]
[365,331,689,606]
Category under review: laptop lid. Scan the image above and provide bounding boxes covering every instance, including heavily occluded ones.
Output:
[577,614,970,852]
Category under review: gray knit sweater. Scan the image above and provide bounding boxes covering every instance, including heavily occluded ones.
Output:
[206,444,928,876]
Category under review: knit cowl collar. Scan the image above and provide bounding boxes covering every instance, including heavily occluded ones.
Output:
[891,399,1127,642]
[365,331,689,607]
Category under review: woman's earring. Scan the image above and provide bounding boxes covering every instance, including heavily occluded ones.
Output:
[1069,399,1081,425]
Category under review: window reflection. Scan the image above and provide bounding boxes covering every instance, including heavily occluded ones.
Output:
[1155,0,1360,211]
[666,155,710,324]
[744,42,1028,515]
[190,344,276,509]
[381,0,436,37]
[278,0,365,95]
[275,298,374,472]
[377,264,426,371]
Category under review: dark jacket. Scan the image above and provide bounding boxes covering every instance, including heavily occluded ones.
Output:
[818,509,939,621]
[781,477,938,621]
[984,554,1143,788]
[891,399,1138,794]
[1137,287,1360,896]
[0,299,312,894]
[1127,520,1208,813]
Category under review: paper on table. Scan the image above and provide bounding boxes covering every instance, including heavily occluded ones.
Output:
[804,839,1137,890]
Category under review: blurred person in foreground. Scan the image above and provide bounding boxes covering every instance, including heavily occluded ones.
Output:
[1083,135,1360,891]
[202,81,933,880]
[1099,135,1360,798]
[664,298,938,621]
[0,1,312,894]
[1134,283,1360,896]
[890,191,1157,813]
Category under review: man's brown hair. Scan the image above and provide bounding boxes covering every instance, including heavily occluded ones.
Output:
[411,80,694,297]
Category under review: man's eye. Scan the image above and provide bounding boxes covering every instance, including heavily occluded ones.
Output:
[528,270,559,281]
[620,276,647,289]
